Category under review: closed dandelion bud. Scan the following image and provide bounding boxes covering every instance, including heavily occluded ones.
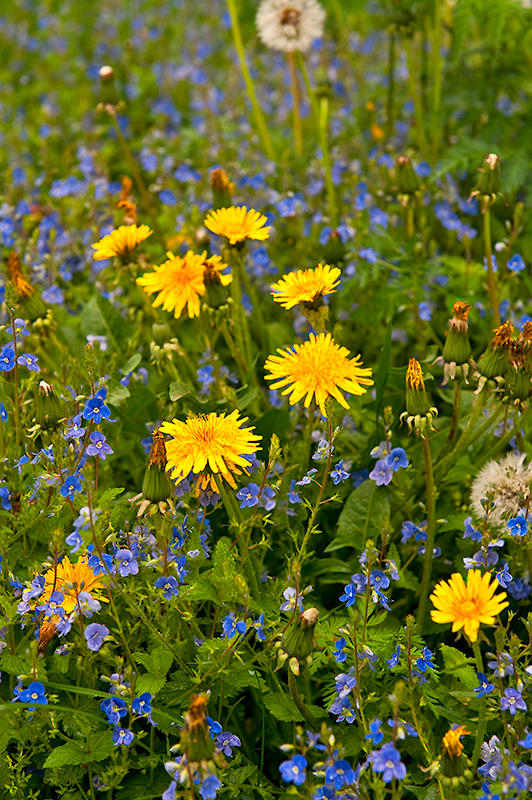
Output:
[401,358,438,435]
[35,380,63,430]
[473,153,501,201]
[182,694,215,762]
[440,726,469,780]
[281,607,319,662]
[152,321,172,345]
[210,168,234,209]
[395,155,420,195]
[478,322,513,380]
[142,430,174,502]
[98,64,119,108]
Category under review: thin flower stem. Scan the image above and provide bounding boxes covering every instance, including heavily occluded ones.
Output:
[225,0,276,162]
[416,436,436,629]
[471,640,487,769]
[287,52,303,156]
[318,97,338,227]
[108,114,166,253]
[483,204,501,325]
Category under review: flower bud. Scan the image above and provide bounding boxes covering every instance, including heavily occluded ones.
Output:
[141,431,174,503]
[281,607,319,663]
[35,381,63,430]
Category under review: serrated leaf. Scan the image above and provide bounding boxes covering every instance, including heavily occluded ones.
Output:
[325,480,390,553]
[263,691,303,722]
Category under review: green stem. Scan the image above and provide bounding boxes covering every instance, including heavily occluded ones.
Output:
[386,32,396,139]
[483,204,501,325]
[405,35,427,154]
[287,52,303,156]
[226,0,276,162]
[471,640,487,769]
[416,436,436,629]
[287,669,319,731]
[108,114,166,253]
[319,96,338,226]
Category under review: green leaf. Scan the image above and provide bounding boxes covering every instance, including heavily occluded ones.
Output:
[325,480,390,552]
[43,732,114,768]
[263,691,303,722]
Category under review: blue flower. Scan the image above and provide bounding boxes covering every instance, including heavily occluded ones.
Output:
[369,742,406,782]
[387,448,409,471]
[199,774,221,800]
[365,718,384,745]
[500,688,527,715]
[279,754,307,785]
[17,353,40,372]
[82,396,111,424]
[369,458,393,486]
[113,726,134,746]
[508,254,525,273]
[85,623,109,652]
[325,759,356,789]
[115,548,139,577]
[215,731,241,757]
[475,673,495,697]
[86,432,113,459]
[132,693,152,716]
[60,474,83,500]
[331,460,350,485]
[333,637,347,662]
[507,516,527,537]
[18,681,48,705]
[221,612,246,639]
[0,345,15,372]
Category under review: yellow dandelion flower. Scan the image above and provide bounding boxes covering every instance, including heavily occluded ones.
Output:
[204,206,271,245]
[160,410,261,493]
[92,224,152,260]
[42,555,105,615]
[136,250,231,319]
[430,570,508,642]
[271,264,341,310]
[442,726,469,759]
[264,332,373,417]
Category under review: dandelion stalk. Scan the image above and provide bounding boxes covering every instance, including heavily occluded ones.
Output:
[318,96,338,227]
[471,640,487,769]
[416,436,436,629]
[226,0,276,162]
[287,52,303,155]
[482,203,501,325]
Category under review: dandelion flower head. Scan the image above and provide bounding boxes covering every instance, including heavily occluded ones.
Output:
[430,570,508,642]
[264,332,373,417]
[204,206,270,246]
[92,224,152,260]
[136,250,231,319]
[160,411,261,493]
[271,263,340,310]
[256,0,326,53]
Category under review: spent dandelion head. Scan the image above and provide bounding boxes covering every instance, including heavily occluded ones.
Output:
[270,264,341,310]
[160,411,261,493]
[92,224,152,261]
[136,250,231,319]
[430,570,508,642]
[256,0,326,53]
[204,206,270,246]
[264,332,373,417]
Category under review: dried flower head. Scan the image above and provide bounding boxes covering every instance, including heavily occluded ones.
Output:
[256,0,326,53]
[470,452,532,530]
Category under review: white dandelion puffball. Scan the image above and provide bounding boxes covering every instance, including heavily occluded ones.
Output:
[256,0,326,53]
[470,452,532,530]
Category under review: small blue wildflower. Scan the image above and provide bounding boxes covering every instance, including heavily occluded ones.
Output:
[280,754,307,785]
[475,673,495,697]
[221,612,246,639]
[85,623,109,652]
